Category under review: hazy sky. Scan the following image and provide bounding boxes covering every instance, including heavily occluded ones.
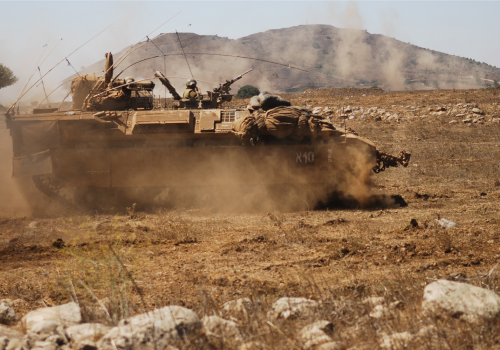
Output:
[1,1,499,104]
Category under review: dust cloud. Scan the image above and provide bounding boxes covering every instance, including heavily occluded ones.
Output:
[0,122,30,217]
[136,142,393,213]
[320,1,491,91]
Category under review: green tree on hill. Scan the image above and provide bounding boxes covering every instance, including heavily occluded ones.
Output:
[0,63,18,89]
[237,85,260,99]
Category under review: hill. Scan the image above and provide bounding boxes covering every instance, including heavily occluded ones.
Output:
[80,25,500,94]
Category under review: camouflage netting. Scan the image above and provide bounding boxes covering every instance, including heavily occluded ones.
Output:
[70,74,99,110]
[86,90,130,111]
[233,106,334,144]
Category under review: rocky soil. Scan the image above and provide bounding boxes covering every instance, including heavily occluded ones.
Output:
[1,87,500,349]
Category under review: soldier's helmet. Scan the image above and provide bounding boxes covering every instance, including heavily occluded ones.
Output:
[124,77,135,84]
[186,79,197,88]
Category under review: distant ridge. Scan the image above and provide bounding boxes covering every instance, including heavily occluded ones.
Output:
[80,25,500,94]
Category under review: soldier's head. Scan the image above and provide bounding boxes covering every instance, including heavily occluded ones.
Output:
[186,79,197,88]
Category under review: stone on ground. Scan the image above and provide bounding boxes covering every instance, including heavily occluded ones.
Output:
[222,298,253,321]
[97,305,202,350]
[22,302,81,332]
[268,297,319,319]
[379,331,413,350]
[0,300,19,325]
[203,315,244,348]
[66,323,111,350]
[297,320,334,349]
[422,280,500,322]
[0,324,23,350]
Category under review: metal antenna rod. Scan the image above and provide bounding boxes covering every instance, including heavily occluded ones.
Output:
[8,24,113,114]
[343,106,347,142]
[145,35,168,106]
[175,30,194,80]
[110,11,181,71]
[38,67,51,107]
[17,38,63,102]
[109,23,192,84]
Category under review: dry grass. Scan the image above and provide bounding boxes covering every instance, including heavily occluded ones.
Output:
[2,88,500,348]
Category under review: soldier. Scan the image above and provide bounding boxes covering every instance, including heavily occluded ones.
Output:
[183,79,202,99]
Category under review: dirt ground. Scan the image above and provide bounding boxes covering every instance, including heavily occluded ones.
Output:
[1,87,500,349]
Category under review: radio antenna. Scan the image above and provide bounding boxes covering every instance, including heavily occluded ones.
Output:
[175,30,194,80]
[7,24,113,115]
[109,12,181,72]
[17,38,63,102]
[109,23,191,83]
[113,52,308,81]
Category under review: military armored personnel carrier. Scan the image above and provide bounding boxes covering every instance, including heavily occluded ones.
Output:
[4,52,410,212]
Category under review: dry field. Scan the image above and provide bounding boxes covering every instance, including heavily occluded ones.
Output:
[1,87,500,349]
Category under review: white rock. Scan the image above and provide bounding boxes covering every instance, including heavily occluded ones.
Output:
[449,120,458,124]
[362,296,384,308]
[0,324,23,345]
[379,331,413,350]
[422,280,500,322]
[73,339,100,350]
[23,303,81,332]
[238,341,266,350]
[0,337,8,350]
[66,323,110,345]
[463,118,472,124]
[316,342,344,350]
[437,218,456,229]
[297,320,333,349]
[323,107,333,113]
[30,340,58,350]
[413,325,449,349]
[369,304,390,319]
[203,316,243,347]
[348,116,355,120]
[3,337,28,350]
[97,306,201,350]
[312,107,323,115]
[472,108,483,115]
[29,320,59,335]
[45,334,66,346]
[456,114,465,118]
[268,297,319,320]
[492,117,500,123]
[222,298,253,321]
[28,221,39,229]
[0,300,19,325]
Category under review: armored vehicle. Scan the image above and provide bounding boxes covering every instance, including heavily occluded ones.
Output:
[4,53,410,212]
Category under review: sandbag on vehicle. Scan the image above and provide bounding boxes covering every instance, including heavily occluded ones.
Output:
[253,110,271,136]
[308,114,324,136]
[265,106,301,139]
[290,112,312,141]
[232,114,258,144]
